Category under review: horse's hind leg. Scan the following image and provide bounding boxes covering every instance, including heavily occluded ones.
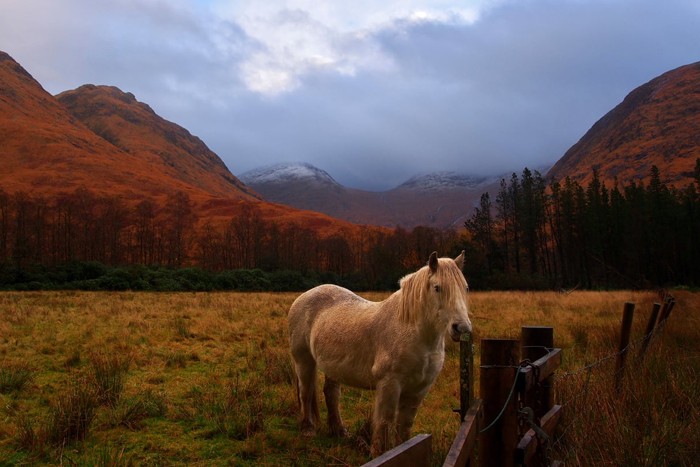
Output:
[323,377,348,437]
[293,352,320,436]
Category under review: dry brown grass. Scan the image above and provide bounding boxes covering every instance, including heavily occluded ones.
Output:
[0,290,697,465]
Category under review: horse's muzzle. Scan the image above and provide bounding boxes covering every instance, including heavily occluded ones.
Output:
[450,322,472,342]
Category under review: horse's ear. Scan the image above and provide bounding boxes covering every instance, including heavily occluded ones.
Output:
[428,251,438,273]
[455,250,465,270]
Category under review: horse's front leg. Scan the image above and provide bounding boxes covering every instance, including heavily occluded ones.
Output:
[323,376,348,437]
[396,391,427,443]
[371,378,401,457]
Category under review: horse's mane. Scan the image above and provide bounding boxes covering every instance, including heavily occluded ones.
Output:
[398,258,466,325]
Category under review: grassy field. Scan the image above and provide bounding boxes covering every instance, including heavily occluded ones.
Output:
[0,290,698,465]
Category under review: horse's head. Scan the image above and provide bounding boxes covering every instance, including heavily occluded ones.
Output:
[426,251,472,342]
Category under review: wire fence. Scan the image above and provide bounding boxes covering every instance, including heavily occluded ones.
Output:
[548,298,680,464]
[466,296,680,465]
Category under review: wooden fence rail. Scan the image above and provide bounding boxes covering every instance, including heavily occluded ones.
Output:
[443,400,482,467]
[362,434,433,467]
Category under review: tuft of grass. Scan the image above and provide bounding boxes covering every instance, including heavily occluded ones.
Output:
[189,375,266,440]
[0,361,33,394]
[64,350,82,369]
[109,389,168,430]
[14,413,41,454]
[163,349,199,368]
[89,350,132,406]
[262,347,295,385]
[46,375,99,446]
[173,316,193,339]
[91,444,136,466]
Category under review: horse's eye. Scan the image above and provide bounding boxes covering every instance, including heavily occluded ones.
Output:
[434,285,441,293]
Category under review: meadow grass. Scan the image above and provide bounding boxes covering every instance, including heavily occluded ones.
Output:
[0,290,697,465]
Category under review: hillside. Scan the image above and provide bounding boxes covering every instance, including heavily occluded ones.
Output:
[56,84,257,199]
[0,52,244,201]
[242,163,502,229]
[548,61,700,185]
[0,50,366,238]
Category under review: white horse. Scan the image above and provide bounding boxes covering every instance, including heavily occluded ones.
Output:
[288,251,472,456]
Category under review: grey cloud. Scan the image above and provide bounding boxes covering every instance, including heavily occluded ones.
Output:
[2,0,699,191]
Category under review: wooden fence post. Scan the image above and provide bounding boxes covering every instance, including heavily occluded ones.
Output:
[639,302,661,359]
[479,339,519,467]
[657,298,676,326]
[458,332,474,421]
[520,326,554,420]
[614,302,635,394]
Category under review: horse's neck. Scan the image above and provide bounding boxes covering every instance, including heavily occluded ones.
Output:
[418,312,446,350]
[391,291,445,350]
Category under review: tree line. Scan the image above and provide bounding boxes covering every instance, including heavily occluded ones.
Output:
[0,187,460,291]
[2,159,698,291]
[463,159,700,289]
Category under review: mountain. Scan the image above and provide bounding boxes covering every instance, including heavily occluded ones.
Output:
[242,162,339,187]
[55,84,257,199]
[548,61,700,185]
[1,51,155,198]
[0,50,363,237]
[241,163,501,229]
[397,172,497,192]
[0,52,242,199]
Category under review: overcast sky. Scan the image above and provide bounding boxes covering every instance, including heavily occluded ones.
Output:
[2,0,699,190]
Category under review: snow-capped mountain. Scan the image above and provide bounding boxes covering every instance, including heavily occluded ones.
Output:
[242,163,502,229]
[397,172,496,192]
[241,162,340,187]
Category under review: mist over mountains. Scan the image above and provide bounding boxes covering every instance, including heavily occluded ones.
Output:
[241,163,503,229]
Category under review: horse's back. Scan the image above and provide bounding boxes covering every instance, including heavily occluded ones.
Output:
[289,285,375,344]
[291,284,367,327]
[289,284,379,388]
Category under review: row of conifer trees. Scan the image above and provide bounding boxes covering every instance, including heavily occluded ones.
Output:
[463,160,700,289]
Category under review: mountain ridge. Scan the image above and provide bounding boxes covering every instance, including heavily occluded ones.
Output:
[241,162,503,229]
[547,61,700,186]
[56,84,257,199]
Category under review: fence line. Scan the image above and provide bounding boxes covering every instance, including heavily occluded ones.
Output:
[550,295,677,462]
[364,295,677,466]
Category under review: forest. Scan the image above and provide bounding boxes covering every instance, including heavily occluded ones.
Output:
[464,160,700,289]
[1,159,699,291]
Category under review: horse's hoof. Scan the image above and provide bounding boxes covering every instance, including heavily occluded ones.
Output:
[301,420,316,437]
